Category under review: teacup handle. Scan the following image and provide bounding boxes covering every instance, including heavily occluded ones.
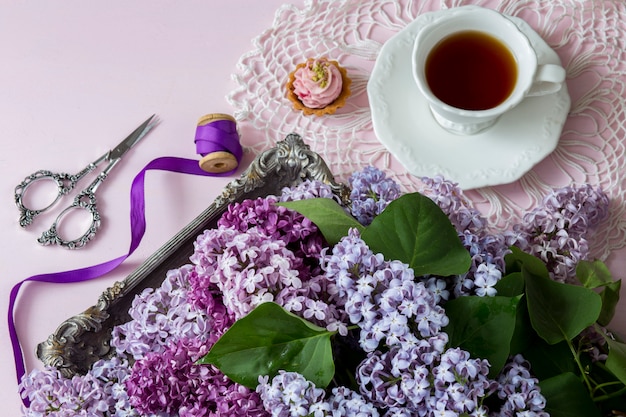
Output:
[527,64,566,97]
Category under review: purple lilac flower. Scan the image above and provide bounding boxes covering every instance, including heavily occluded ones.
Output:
[419,176,486,234]
[126,337,266,417]
[191,226,302,318]
[383,408,412,417]
[279,179,341,203]
[322,229,448,352]
[425,277,450,304]
[191,225,347,334]
[111,265,225,360]
[432,348,495,414]
[256,371,326,417]
[348,166,402,225]
[257,373,378,417]
[514,184,609,283]
[491,355,548,417]
[418,176,520,297]
[472,263,501,297]
[578,326,611,362]
[357,342,494,415]
[20,357,135,417]
[327,386,380,417]
[218,194,325,259]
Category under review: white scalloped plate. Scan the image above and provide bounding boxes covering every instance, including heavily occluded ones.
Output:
[368,6,571,190]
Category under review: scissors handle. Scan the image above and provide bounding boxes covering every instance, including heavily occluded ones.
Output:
[37,189,101,249]
[14,164,98,227]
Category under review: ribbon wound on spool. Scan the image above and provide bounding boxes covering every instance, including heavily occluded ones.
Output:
[194,114,243,175]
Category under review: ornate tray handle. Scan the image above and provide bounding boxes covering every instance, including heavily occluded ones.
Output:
[36,134,349,377]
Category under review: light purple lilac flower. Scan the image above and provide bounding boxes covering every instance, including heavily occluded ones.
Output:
[256,371,326,417]
[191,224,347,334]
[491,355,548,417]
[348,166,402,225]
[257,372,378,417]
[20,357,135,417]
[279,179,341,203]
[111,265,225,360]
[417,177,609,293]
[419,176,486,234]
[327,386,380,417]
[357,342,494,416]
[322,228,448,351]
[472,263,501,297]
[513,184,609,283]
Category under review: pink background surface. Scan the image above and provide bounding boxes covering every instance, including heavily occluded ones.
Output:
[0,2,289,414]
[1,1,624,416]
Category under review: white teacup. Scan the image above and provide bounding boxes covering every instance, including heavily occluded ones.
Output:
[412,6,566,135]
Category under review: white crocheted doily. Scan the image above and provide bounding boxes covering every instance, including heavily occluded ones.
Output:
[228,0,626,261]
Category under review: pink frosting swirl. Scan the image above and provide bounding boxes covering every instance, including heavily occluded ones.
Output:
[292,58,343,108]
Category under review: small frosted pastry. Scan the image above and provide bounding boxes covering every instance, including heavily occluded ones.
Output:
[286,57,351,116]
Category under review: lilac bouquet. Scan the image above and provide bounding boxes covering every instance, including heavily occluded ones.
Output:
[19,167,626,417]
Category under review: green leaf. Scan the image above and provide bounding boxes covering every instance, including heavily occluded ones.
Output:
[494,271,525,297]
[505,246,550,278]
[508,295,533,355]
[576,259,613,289]
[598,280,621,326]
[495,271,531,354]
[444,295,520,375]
[575,260,620,326]
[361,192,471,276]
[523,340,578,380]
[606,338,626,386]
[197,302,335,389]
[277,198,364,245]
[540,372,601,417]
[524,265,602,345]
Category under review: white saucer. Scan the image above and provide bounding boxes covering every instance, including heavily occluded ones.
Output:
[368,6,571,190]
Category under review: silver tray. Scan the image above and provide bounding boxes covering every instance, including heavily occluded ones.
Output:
[37,133,350,377]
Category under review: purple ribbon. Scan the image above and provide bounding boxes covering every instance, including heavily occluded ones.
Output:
[9,121,243,407]
[194,119,243,174]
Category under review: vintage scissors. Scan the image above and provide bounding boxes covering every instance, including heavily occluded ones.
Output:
[14,115,158,249]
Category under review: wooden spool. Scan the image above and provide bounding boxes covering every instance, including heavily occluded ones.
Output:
[197,113,239,174]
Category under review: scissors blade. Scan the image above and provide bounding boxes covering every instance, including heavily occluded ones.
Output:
[107,114,158,160]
